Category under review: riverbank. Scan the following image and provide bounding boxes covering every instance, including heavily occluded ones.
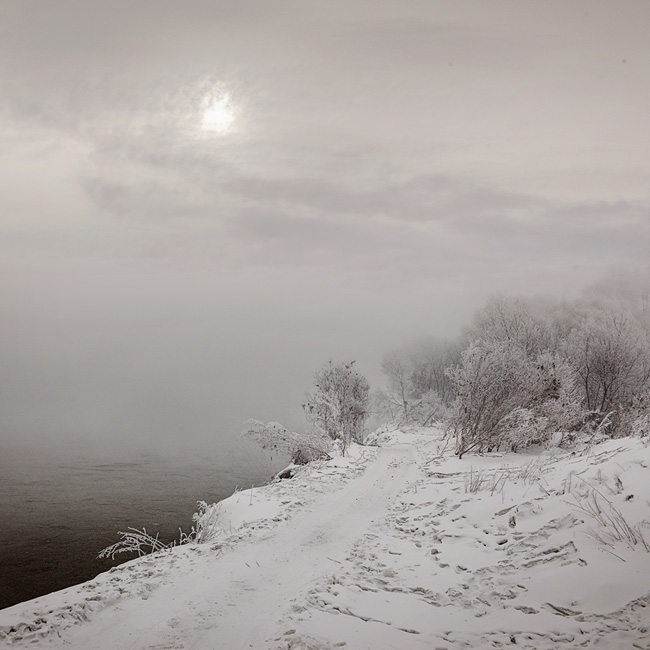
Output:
[0,438,284,610]
[2,428,649,648]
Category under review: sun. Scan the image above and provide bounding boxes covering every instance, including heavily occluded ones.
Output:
[202,94,235,133]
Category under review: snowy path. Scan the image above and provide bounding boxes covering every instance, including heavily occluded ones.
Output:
[52,444,419,649]
[4,431,650,649]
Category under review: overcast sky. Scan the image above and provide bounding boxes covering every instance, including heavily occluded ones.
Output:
[1,0,649,451]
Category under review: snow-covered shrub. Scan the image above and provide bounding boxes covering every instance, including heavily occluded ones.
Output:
[243,419,332,464]
[303,360,370,453]
[98,528,175,560]
[529,352,585,445]
[192,500,222,544]
[363,423,399,446]
[446,340,587,457]
[445,340,537,457]
[631,413,650,438]
[612,388,650,440]
[494,408,548,452]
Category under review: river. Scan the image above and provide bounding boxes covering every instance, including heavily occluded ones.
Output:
[0,437,287,610]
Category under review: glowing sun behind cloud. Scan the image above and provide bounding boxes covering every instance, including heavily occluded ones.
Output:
[202,94,235,133]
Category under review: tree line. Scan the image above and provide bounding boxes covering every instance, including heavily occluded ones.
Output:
[245,274,649,463]
[377,275,650,457]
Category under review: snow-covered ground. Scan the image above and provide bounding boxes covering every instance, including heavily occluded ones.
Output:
[2,428,649,649]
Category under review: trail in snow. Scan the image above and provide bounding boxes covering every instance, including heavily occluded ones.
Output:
[4,430,650,649]
[51,445,419,650]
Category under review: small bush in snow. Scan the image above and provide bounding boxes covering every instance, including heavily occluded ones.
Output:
[446,341,585,457]
[632,413,650,438]
[192,500,223,544]
[98,499,221,559]
[98,528,175,560]
[445,340,538,457]
[243,419,332,464]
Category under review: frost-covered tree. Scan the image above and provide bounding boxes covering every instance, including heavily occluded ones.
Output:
[563,308,650,418]
[242,361,369,465]
[492,352,584,450]
[375,340,458,427]
[409,339,460,408]
[446,339,537,457]
[530,352,584,437]
[446,340,585,457]
[378,351,412,423]
[303,360,370,453]
[467,294,551,358]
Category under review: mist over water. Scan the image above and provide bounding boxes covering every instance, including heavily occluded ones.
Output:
[2,0,649,622]
[0,435,288,610]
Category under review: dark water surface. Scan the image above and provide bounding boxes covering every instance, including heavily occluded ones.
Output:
[0,439,287,610]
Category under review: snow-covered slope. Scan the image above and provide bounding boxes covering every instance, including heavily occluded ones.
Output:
[2,429,649,648]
